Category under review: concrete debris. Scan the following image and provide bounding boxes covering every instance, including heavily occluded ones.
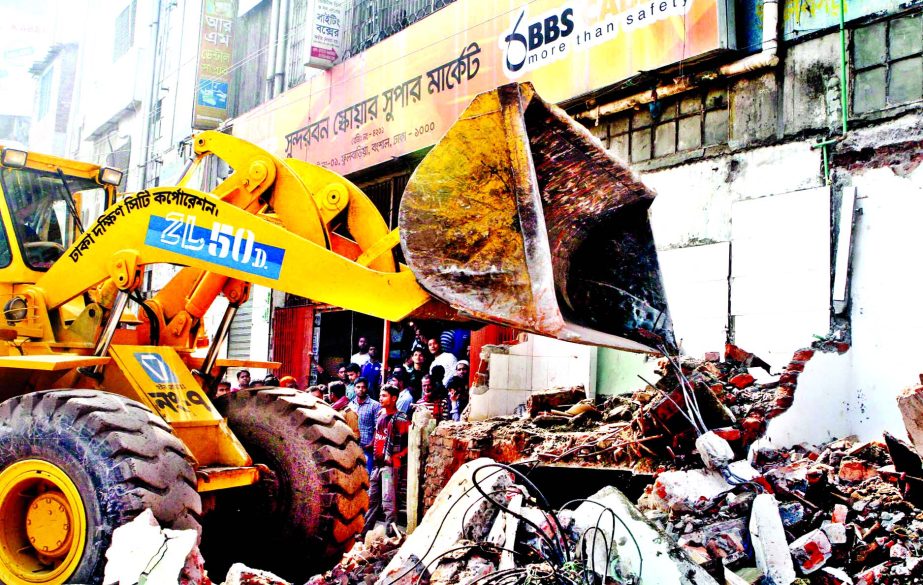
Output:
[567,485,719,584]
[103,508,206,585]
[221,564,290,585]
[317,457,720,585]
[790,529,833,574]
[305,526,405,585]
[749,494,796,585]
[640,461,758,513]
[526,386,587,417]
[380,458,513,584]
[898,382,923,456]
[310,346,923,585]
[646,434,923,584]
[696,430,736,471]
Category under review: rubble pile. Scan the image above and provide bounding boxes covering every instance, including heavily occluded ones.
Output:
[631,342,851,464]
[422,341,848,509]
[640,434,923,584]
[377,458,716,585]
[306,527,406,585]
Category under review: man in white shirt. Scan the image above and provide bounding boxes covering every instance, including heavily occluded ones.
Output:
[428,337,457,386]
[351,336,371,367]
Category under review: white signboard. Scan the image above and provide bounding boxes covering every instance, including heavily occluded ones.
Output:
[307,0,346,69]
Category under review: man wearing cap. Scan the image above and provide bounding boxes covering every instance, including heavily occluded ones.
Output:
[454,360,470,385]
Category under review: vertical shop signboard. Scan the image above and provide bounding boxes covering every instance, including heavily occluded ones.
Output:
[193,0,238,130]
[307,0,346,69]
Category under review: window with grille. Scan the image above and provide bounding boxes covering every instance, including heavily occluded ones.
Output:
[599,87,729,164]
[152,98,163,140]
[287,0,309,88]
[113,0,137,62]
[852,12,923,115]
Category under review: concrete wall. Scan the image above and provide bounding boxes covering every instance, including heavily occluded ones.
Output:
[591,12,923,451]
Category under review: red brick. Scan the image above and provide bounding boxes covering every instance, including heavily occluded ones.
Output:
[779,371,800,385]
[713,427,741,442]
[725,344,752,364]
[741,415,767,442]
[786,361,806,373]
[838,458,879,483]
[831,504,848,524]
[774,395,794,409]
[792,349,815,361]
[729,373,755,389]
[775,385,795,399]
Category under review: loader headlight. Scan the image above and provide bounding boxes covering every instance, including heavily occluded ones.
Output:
[1,148,27,168]
[4,297,28,325]
[97,167,123,186]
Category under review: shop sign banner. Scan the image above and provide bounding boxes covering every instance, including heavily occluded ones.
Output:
[307,0,346,69]
[233,0,735,174]
[193,0,237,130]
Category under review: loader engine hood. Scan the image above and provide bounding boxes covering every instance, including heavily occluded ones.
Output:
[399,82,675,354]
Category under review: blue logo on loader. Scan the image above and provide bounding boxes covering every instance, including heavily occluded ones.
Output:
[134,353,179,384]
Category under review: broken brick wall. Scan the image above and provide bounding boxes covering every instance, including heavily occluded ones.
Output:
[420,418,655,511]
[422,422,529,510]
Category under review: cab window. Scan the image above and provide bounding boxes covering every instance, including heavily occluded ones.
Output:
[0,167,103,270]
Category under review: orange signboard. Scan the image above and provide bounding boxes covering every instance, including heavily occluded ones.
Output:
[232,0,734,174]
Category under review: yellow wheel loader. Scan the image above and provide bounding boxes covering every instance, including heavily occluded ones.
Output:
[0,82,673,584]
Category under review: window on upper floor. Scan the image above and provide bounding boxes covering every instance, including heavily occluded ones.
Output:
[591,87,729,164]
[152,98,163,140]
[37,69,52,120]
[852,12,923,115]
[114,0,137,62]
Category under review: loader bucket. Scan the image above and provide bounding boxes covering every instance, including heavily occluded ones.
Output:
[399,82,674,353]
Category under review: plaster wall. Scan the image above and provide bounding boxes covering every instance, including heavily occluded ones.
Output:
[845,164,923,439]
[470,335,597,420]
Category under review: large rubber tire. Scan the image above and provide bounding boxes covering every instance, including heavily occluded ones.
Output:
[207,388,368,581]
[0,390,201,585]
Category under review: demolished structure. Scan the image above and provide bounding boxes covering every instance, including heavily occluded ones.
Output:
[303,342,923,585]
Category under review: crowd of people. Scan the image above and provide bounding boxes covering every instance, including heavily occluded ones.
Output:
[213,325,471,539]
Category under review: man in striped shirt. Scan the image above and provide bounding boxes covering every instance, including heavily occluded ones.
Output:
[362,385,409,536]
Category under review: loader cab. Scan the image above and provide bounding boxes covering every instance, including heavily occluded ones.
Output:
[0,146,117,283]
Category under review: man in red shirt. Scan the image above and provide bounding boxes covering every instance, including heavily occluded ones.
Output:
[362,384,409,536]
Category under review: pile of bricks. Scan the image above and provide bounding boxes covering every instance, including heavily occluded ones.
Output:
[418,341,854,512]
[636,341,850,461]
[642,434,923,583]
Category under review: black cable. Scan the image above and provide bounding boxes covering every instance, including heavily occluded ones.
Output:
[128,290,160,345]
[384,467,510,584]
[472,463,571,564]
[463,485,562,565]
[560,498,643,583]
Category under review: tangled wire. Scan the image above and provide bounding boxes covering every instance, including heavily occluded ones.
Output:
[384,462,643,585]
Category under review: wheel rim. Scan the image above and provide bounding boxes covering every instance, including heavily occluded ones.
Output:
[0,460,87,585]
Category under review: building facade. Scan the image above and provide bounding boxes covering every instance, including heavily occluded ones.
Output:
[229,0,923,443]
